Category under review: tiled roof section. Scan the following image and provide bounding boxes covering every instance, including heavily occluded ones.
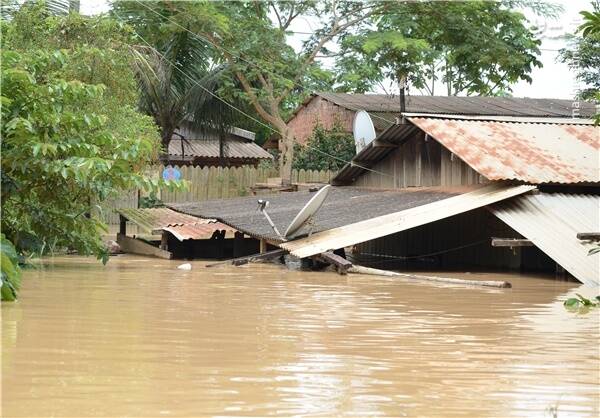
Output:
[316,92,597,118]
[409,117,599,184]
[168,138,273,160]
[168,186,476,242]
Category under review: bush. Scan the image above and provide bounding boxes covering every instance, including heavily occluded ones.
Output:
[292,122,356,171]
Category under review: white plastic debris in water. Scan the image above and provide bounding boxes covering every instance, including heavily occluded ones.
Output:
[177,263,192,270]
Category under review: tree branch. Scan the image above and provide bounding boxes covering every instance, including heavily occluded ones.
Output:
[235,70,279,126]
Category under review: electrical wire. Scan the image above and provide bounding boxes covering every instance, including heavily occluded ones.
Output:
[345,239,490,264]
[130,0,397,127]
[112,11,395,179]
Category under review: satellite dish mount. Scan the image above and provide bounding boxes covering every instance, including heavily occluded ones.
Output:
[256,185,331,241]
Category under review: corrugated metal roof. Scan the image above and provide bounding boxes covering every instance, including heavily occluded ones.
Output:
[168,138,273,160]
[490,192,599,287]
[409,117,599,184]
[169,185,476,242]
[162,222,236,241]
[281,183,535,258]
[316,93,597,117]
[332,123,419,184]
[117,208,237,241]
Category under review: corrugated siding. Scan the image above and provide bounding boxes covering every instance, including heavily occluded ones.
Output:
[490,193,600,286]
[409,117,599,184]
[316,93,597,117]
[168,138,273,160]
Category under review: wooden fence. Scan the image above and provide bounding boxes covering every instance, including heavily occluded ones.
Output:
[98,165,334,224]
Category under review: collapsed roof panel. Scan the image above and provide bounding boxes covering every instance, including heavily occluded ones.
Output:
[490,192,600,287]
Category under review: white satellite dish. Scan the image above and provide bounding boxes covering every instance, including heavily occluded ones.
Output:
[353,110,377,153]
[257,185,331,241]
[284,185,331,238]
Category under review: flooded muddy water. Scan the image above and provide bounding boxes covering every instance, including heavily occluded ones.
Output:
[2,255,599,417]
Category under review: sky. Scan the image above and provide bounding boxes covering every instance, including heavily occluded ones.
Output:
[81,0,592,100]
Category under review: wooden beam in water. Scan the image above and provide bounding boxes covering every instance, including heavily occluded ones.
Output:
[205,249,287,268]
[348,265,512,288]
[314,251,352,275]
[491,238,533,247]
[117,233,172,259]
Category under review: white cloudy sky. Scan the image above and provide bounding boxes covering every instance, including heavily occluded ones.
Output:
[82,0,592,100]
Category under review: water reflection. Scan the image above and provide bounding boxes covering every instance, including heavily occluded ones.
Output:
[2,256,598,417]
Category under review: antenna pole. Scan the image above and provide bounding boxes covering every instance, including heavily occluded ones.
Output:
[257,200,283,240]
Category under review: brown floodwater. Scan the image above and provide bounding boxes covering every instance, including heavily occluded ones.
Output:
[2,255,599,417]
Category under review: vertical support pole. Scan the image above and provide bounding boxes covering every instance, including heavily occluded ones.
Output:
[119,215,127,236]
[160,231,168,251]
[233,232,245,258]
[259,239,267,254]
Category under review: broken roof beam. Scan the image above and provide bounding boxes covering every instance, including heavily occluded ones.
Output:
[205,248,287,267]
[281,183,536,259]
[576,232,600,241]
[314,251,352,275]
[491,238,533,247]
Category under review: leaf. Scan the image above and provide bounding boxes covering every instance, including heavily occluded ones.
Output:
[564,298,581,308]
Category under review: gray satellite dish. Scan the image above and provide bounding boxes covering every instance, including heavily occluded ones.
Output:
[257,185,331,241]
[284,185,331,238]
[353,110,377,153]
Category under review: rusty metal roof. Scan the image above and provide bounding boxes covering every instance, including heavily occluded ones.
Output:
[117,208,236,241]
[168,138,273,160]
[409,116,599,184]
[490,192,599,287]
[315,93,597,117]
[162,222,236,241]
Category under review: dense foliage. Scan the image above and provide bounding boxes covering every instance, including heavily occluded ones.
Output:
[334,1,550,96]
[293,123,355,172]
[0,234,21,302]
[0,2,173,284]
[559,1,600,127]
[114,1,555,182]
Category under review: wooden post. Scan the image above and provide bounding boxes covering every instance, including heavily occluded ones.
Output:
[259,239,267,254]
[233,231,245,258]
[119,215,127,236]
[160,231,168,251]
[348,265,512,288]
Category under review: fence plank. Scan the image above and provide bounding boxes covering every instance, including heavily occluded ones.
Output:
[99,165,334,224]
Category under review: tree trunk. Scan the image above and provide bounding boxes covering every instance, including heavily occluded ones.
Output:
[276,121,294,185]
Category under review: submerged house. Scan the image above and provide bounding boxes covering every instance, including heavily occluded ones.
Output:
[170,110,599,287]
[164,122,273,167]
[264,92,597,150]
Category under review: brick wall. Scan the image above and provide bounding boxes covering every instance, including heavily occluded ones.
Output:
[287,96,355,146]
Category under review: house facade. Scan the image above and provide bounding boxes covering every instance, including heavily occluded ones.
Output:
[265,92,597,151]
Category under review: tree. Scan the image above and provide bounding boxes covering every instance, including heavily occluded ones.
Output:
[114,1,383,184]
[559,1,600,125]
[113,1,242,154]
[334,1,548,96]
[0,2,175,272]
[293,122,355,172]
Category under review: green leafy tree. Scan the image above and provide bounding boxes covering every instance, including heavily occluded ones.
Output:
[113,1,243,153]
[0,2,176,274]
[1,234,21,302]
[560,1,600,125]
[334,1,551,96]
[114,1,381,184]
[293,123,355,172]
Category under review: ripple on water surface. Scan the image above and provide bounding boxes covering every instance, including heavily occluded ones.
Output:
[2,255,599,417]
